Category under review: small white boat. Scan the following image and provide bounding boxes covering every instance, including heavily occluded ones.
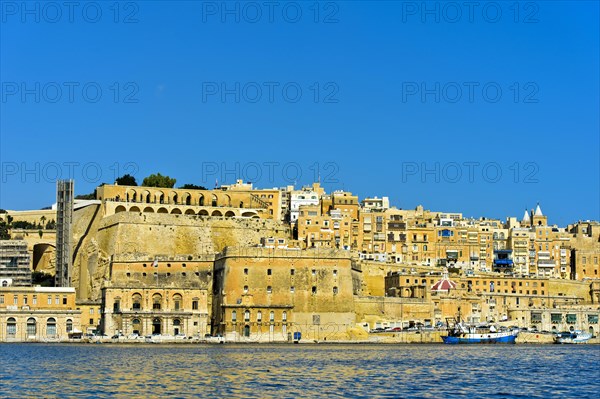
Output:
[553,330,593,344]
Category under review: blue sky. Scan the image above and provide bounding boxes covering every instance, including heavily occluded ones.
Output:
[1,1,598,226]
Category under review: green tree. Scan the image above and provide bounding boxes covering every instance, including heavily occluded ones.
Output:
[179,183,207,190]
[142,173,176,188]
[0,221,9,240]
[32,271,55,287]
[116,174,138,186]
[75,189,97,200]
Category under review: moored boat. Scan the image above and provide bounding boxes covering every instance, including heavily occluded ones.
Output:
[441,309,519,344]
[553,330,592,344]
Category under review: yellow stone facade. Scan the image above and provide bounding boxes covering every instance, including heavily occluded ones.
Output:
[0,286,81,342]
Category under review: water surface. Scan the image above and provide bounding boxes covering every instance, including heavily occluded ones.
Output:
[1,344,599,398]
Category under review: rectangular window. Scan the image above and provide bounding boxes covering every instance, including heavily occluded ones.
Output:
[267,269,272,275]
[48,296,52,305]
[267,286,272,294]
[312,286,317,295]
[90,308,94,314]
[32,295,37,305]
[55,295,59,305]
[290,269,295,276]
[551,313,562,323]
[290,286,295,293]
[24,296,28,305]
[89,318,94,325]
[566,314,577,324]
[14,296,18,305]
[62,296,67,305]
[0,295,3,304]
[588,314,599,324]
[333,270,337,277]
[192,300,198,310]
[312,269,316,276]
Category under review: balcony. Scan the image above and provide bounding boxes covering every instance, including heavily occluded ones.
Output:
[388,222,406,230]
[538,259,556,268]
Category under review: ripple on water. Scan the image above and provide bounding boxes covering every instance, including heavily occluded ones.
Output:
[0,344,599,398]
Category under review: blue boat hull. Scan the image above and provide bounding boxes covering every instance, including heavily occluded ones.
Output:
[442,334,517,344]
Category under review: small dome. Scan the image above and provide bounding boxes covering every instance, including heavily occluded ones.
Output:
[431,268,457,292]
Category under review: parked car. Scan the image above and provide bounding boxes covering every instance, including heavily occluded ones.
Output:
[175,334,187,339]
[205,334,225,343]
[369,328,385,333]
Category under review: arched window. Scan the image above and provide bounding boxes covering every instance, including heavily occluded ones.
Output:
[333,286,339,295]
[244,310,250,322]
[173,294,182,311]
[232,310,237,322]
[269,311,275,322]
[2,281,7,287]
[282,311,287,321]
[27,318,36,336]
[46,318,57,337]
[257,311,262,322]
[152,294,162,310]
[173,319,181,326]
[132,293,142,310]
[132,318,141,334]
[7,317,16,336]
[66,319,73,333]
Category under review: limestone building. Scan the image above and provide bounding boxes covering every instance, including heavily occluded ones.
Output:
[212,247,359,341]
[0,286,81,342]
[101,256,213,337]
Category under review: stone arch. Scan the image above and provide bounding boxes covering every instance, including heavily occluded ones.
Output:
[241,211,257,218]
[157,192,166,204]
[198,194,205,206]
[185,209,195,215]
[169,191,178,205]
[152,294,163,310]
[222,194,231,207]
[252,215,260,219]
[182,192,192,206]
[115,205,126,213]
[171,208,182,215]
[152,317,162,335]
[157,207,168,214]
[27,317,37,337]
[143,207,154,213]
[127,189,137,202]
[211,210,222,217]
[141,190,151,203]
[130,206,141,213]
[225,210,236,218]
[46,317,57,337]
[198,209,209,216]
[132,293,142,310]
[32,243,55,272]
[211,194,218,207]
